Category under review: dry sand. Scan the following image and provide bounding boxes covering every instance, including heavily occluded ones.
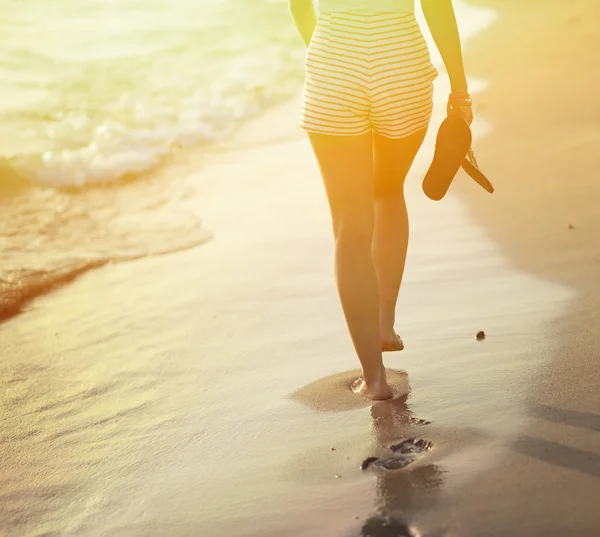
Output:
[0,1,599,536]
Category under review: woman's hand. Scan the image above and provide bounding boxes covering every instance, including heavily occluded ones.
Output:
[447,95,474,125]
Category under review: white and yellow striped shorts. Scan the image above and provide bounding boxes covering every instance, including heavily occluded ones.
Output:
[300,12,438,139]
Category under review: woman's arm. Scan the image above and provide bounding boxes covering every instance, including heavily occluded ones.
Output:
[289,0,317,47]
[421,0,468,94]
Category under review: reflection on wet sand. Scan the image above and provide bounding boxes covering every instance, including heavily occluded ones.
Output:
[361,397,445,537]
[291,370,445,537]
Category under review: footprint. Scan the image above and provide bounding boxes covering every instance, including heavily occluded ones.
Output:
[407,417,431,426]
[389,438,434,453]
[359,514,418,536]
[361,456,379,470]
[372,438,434,472]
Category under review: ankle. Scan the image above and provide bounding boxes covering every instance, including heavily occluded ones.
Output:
[379,319,395,336]
[363,366,387,386]
[379,312,396,333]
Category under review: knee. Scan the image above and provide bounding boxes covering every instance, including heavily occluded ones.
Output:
[373,168,406,200]
[333,220,373,250]
[374,182,405,200]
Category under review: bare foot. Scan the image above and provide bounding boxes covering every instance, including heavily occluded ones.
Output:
[381,331,404,352]
[351,377,393,401]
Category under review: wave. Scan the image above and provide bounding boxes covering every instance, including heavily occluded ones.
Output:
[0,0,305,188]
[0,169,211,322]
[0,0,302,319]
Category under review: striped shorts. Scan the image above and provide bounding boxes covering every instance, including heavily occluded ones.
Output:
[300,12,438,139]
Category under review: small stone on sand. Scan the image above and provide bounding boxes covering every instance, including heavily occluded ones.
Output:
[330,447,336,451]
[568,224,575,230]
[476,330,486,341]
[335,474,342,479]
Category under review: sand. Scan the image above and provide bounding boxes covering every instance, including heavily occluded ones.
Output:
[427,1,600,534]
[1,1,599,536]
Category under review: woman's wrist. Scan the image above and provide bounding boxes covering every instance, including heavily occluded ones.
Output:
[450,87,469,97]
[449,92,471,104]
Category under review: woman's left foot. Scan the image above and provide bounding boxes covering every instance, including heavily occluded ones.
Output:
[381,332,404,352]
[351,377,393,400]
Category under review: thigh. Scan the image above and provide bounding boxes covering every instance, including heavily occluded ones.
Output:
[373,128,428,198]
[308,132,374,237]
[300,13,371,137]
[368,14,437,139]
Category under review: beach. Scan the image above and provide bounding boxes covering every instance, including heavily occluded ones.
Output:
[1,1,599,536]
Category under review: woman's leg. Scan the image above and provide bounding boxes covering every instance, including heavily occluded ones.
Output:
[372,128,428,347]
[308,131,392,400]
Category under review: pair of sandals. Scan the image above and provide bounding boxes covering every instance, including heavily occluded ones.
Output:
[423,112,494,201]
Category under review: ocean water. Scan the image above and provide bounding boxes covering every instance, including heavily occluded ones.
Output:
[0,0,305,318]
[0,0,304,186]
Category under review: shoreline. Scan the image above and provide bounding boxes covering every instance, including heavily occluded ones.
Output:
[0,88,312,325]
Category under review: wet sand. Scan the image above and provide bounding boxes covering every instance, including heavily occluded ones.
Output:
[428,0,600,534]
[1,1,599,536]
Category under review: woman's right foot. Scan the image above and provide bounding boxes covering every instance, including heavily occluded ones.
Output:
[351,377,393,401]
